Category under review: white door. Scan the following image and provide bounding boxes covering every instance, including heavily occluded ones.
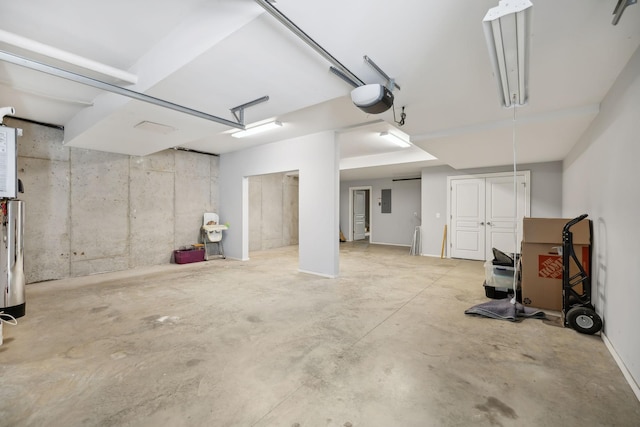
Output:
[450,178,486,260]
[353,190,366,241]
[485,175,529,257]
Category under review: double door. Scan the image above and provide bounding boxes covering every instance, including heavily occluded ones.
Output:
[449,173,530,261]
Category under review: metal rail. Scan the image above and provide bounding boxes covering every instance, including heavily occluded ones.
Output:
[254,0,365,87]
[230,96,270,125]
[364,55,401,91]
[0,50,245,129]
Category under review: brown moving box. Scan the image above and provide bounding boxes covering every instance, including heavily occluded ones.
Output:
[520,218,591,311]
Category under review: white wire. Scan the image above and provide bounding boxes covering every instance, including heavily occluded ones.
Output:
[0,312,18,325]
[0,312,17,346]
[511,96,519,305]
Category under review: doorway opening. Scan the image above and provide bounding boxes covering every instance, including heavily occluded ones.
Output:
[348,186,372,242]
[248,171,299,253]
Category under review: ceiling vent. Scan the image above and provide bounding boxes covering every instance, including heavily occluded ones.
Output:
[134,121,176,135]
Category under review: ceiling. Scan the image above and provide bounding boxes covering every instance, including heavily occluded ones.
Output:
[0,0,638,181]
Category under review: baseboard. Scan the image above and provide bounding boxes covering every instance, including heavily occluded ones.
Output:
[370,241,411,248]
[420,253,444,258]
[298,269,337,279]
[602,333,640,402]
[223,256,248,261]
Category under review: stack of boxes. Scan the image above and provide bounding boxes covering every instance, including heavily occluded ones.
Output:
[520,218,591,311]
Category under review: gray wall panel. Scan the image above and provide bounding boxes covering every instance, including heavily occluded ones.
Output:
[8,118,220,283]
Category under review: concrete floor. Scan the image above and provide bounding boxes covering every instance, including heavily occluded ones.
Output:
[1,242,639,426]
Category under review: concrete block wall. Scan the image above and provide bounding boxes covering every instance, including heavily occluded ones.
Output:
[9,119,219,283]
[282,174,299,246]
[17,120,71,282]
[248,172,299,251]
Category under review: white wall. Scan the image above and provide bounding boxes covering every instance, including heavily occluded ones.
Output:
[339,162,561,255]
[563,47,640,394]
[220,132,339,277]
[339,178,421,246]
[419,162,563,257]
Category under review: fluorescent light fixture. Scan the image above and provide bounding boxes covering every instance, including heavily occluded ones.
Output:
[483,0,533,108]
[380,131,411,148]
[231,120,282,138]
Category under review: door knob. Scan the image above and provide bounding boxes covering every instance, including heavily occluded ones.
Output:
[487,222,492,226]
[480,222,485,226]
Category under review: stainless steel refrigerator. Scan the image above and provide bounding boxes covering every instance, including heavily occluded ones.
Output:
[0,126,25,318]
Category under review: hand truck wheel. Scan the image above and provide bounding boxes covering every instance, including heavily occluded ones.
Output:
[566,306,602,335]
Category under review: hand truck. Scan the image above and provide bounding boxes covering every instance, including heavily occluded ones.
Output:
[562,214,602,335]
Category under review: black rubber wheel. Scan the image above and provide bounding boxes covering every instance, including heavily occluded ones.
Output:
[566,306,602,335]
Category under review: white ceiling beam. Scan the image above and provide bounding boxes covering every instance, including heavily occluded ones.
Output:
[64,1,264,150]
[0,29,138,84]
[412,104,600,142]
[0,50,244,129]
[0,78,94,106]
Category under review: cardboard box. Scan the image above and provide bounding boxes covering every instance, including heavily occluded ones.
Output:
[520,218,591,311]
